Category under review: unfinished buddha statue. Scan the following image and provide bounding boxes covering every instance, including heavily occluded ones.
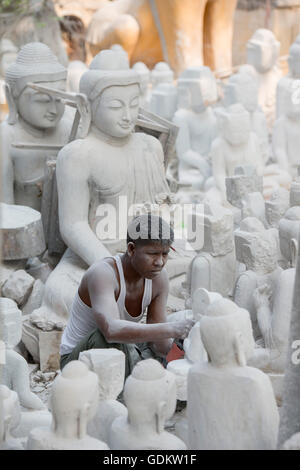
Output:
[246,29,281,128]
[273,80,300,178]
[224,70,269,163]
[132,61,150,108]
[187,314,279,450]
[109,359,186,450]
[27,361,109,450]
[276,35,300,118]
[24,49,175,360]
[173,66,218,190]
[151,62,174,89]
[234,217,282,345]
[1,42,72,211]
[211,104,264,202]
[186,203,236,299]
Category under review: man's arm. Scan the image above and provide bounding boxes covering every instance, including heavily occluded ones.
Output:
[87,264,192,345]
[146,269,175,357]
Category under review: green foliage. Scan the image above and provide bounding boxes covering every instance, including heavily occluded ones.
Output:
[0,0,30,14]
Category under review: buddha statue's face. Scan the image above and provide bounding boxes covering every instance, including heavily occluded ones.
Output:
[93,83,140,138]
[286,88,300,120]
[247,40,278,74]
[17,80,66,130]
[224,111,250,146]
[225,79,258,113]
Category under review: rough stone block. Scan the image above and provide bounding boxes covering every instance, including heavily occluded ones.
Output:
[0,298,22,348]
[79,349,125,400]
[0,203,46,260]
[22,280,45,316]
[2,270,35,306]
[39,330,63,372]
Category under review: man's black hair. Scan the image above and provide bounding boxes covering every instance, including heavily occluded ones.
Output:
[127,214,174,247]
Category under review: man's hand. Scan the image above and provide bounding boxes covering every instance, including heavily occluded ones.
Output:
[173,318,195,340]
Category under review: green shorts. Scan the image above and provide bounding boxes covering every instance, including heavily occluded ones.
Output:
[60,327,164,379]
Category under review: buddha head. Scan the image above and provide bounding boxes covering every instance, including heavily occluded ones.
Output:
[132,61,150,96]
[51,361,99,439]
[224,71,258,113]
[80,49,140,138]
[0,298,22,350]
[235,217,278,274]
[150,82,177,120]
[200,314,246,368]
[177,66,217,113]
[0,39,18,78]
[247,29,280,74]
[288,35,300,79]
[123,359,176,433]
[205,298,255,362]
[221,103,250,146]
[5,42,67,129]
[151,62,174,89]
[279,206,300,267]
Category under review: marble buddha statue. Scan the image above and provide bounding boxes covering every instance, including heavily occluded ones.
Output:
[132,61,151,108]
[224,70,269,163]
[211,103,264,202]
[246,29,281,128]
[273,79,300,178]
[173,66,218,190]
[151,62,174,89]
[187,314,279,450]
[1,42,72,211]
[24,49,175,360]
[27,361,109,450]
[276,35,300,118]
[109,359,186,450]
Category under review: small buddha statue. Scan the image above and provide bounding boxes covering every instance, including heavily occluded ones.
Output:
[186,203,236,299]
[173,66,218,190]
[276,35,300,118]
[187,314,279,450]
[1,42,72,211]
[132,61,151,108]
[246,28,281,128]
[27,361,109,450]
[224,70,269,163]
[109,359,186,450]
[0,385,23,450]
[211,103,264,202]
[151,62,174,89]
[273,80,300,178]
[234,217,282,345]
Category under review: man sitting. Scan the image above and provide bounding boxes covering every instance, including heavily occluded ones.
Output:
[60,214,194,375]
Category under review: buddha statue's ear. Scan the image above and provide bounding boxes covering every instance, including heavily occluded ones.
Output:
[5,83,17,125]
[156,401,167,434]
[290,238,298,268]
[234,332,246,367]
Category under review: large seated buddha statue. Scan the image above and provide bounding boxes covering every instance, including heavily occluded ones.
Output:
[23,49,187,361]
[0,42,72,212]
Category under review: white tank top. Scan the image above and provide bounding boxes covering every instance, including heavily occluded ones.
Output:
[60,255,152,355]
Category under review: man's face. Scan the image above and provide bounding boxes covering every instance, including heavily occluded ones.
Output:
[129,241,171,279]
[93,84,140,138]
[17,80,66,130]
